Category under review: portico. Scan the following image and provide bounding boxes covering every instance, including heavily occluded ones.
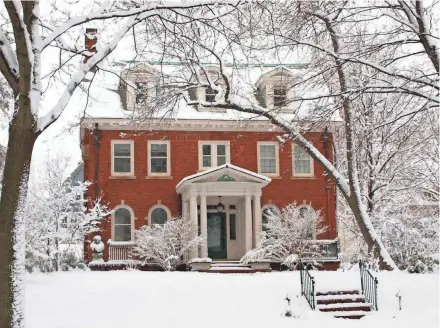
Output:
[176,164,271,260]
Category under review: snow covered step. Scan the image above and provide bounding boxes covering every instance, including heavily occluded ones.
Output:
[318,302,372,312]
[316,289,361,296]
[207,266,256,273]
[331,310,371,319]
[211,262,248,268]
[316,294,366,305]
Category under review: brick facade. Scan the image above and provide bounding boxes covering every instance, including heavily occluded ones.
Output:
[83,128,337,261]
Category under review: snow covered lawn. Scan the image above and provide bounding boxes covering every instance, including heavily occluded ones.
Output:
[26,270,438,328]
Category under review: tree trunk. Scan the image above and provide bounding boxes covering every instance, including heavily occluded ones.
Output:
[0,100,37,327]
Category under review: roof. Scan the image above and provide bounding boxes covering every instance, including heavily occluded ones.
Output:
[77,62,342,124]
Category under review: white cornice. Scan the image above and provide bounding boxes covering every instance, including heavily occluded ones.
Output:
[80,117,343,133]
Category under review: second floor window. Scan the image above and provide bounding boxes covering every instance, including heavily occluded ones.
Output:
[258,142,279,176]
[273,86,287,107]
[293,145,314,176]
[111,140,134,176]
[205,86,218,102]
[148,141,170,176]
[199,141,230,170]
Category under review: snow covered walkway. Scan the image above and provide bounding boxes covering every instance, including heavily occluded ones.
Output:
[26,270,438,328]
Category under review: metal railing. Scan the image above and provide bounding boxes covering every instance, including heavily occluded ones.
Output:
[300,263,316,310]
[108,243,133,261]
[303,239,339,260]
[359,260,379,310]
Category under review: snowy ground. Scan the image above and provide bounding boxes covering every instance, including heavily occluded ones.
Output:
[26,270,438,328]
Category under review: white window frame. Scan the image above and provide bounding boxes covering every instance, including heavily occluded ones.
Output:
[198,141,230,170]
[257,141,280,177]
[111,140,134,176]
[148,204,171,226]
[292,144,314,177]
[148,140,171,176]
[111,204,135,243]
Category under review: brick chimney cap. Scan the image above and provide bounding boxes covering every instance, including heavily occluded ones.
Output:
[86,28,98,34]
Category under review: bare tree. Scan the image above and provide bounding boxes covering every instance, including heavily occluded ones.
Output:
[0,1,239,325]
[127,0,438,270]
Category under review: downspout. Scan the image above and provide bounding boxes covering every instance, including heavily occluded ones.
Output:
[321,127,332,239]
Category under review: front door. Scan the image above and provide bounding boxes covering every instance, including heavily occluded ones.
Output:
[207,212,227,259]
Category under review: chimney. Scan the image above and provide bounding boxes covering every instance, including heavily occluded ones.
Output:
[83,28,98,64]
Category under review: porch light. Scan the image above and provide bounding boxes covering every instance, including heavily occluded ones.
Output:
[216,196,225,212]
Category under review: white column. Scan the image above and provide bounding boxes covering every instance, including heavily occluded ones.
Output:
[244,194,253,253]
[189,195,198,260]
[253,193,262,247]
[200,195,208,258]
[182,200,189,221]
[182,200,189,261]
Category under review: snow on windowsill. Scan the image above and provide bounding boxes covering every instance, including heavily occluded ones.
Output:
[107,241,136,246]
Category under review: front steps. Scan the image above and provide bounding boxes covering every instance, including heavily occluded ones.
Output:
[316,290,372,319]
[196,261,270,273]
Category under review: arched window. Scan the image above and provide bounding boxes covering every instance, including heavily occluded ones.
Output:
[112,205,134,242]
[261,205,280,233]
[148,205,170,225]
[297,204,317,239]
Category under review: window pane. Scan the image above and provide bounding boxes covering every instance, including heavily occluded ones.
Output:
[114,144,131,156]
[217,144,226,155]
[295,160,311,174]
[229,214,236,240]
[294,145,311,174]
[115,208,131,224]
[151,144,167,157]
[217,155,226,166]
[274,87,287,96]
[260,144,275,158]
[151,158,167,173]
[203,156,211,167]
[202,145,211,155]
[151,208,167,225]
[274,96,287,107]
[114,158,131,173]
[114,225,131,241]
[260,158,276,173]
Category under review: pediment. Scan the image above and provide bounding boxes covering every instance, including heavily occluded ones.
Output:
[176,164,271,192]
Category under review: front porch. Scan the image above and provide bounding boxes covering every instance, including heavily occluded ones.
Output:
[176,164,271,261]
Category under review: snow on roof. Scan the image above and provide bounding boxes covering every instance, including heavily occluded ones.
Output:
[79,62,342,123]
[175,163,271,191]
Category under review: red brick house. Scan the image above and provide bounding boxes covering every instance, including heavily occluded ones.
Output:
[80,62,341,269]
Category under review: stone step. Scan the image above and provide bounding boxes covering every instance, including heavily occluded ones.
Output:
[317,295,366,305]
[318,302,372,312]
[316,290,361,296]
[207,266,257,274]
[331,310,371,319]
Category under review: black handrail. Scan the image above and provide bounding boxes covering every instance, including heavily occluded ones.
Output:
[359,260,378,310]
[300,263,316,310]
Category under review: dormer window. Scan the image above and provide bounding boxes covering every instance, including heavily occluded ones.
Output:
[255,67,296,111]
[273,86,287,107]
[135,82,148,104]
[205,86,218,102]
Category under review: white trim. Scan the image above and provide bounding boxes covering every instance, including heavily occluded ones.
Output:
[147,140,171,176]
[176,163,271,192]
[148,204,171,226]
[292,144,314,177]
[198,141,231,170]
[112,204,135,242]
[81,118,343,133]
[111,140,134,176]
[257,141,280,177]
[261,204,281,217]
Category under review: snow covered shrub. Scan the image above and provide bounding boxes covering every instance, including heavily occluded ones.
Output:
[24,155,110,272]
[241,203,327,269]
[132,217,202,271]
